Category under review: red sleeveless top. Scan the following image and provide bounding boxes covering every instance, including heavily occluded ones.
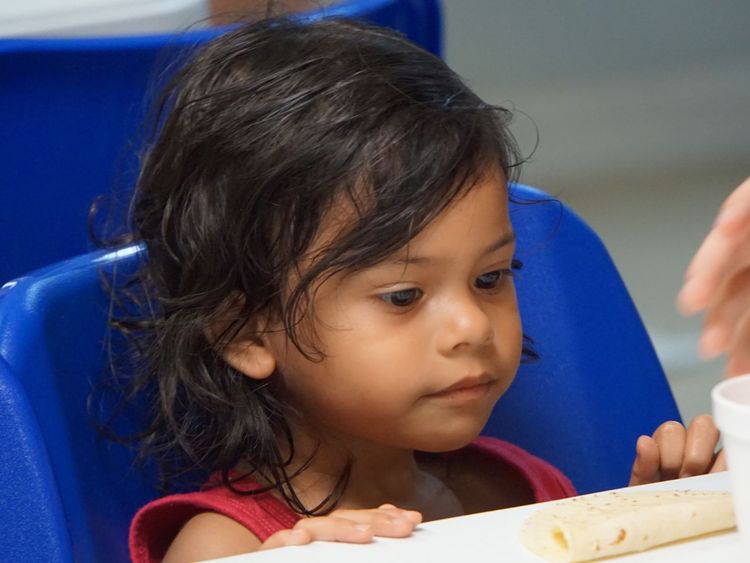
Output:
[129,437,576,562]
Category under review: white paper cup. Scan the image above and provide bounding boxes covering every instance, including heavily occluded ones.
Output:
[712,373,750,549]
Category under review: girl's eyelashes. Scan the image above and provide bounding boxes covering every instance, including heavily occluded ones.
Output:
[378,266,517,308]
[379,288,423,307]
[474,268,515,291]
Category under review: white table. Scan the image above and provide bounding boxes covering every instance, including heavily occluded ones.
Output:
[204,472,741,562]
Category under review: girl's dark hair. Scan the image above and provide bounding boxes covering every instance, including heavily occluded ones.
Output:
[103,17,525,515]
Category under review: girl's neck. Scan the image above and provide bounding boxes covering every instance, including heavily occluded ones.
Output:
[273,420,464,520]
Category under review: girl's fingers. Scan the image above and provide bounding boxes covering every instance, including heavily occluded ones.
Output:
[378,505,423,525]
[652,421,686,481]
[292,516,375,544]
[258,506,422,551]
[629,435,661,486]
[680,414,720,478]
[331,507,422,537]
[259,528,313,550]
[710,449,727,473]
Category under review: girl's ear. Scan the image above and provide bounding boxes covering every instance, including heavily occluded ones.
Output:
[205,313,277,381]
[221,334,277,381]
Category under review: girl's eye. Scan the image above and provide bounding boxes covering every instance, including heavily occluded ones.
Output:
[380,288,423,307]
[474,269,514,290]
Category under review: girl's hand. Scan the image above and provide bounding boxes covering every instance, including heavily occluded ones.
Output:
[259,504,422,550]
[629,415,726,486]
[677,176,750,376]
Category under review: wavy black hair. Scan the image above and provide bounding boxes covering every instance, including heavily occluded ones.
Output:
[100,16,531,515]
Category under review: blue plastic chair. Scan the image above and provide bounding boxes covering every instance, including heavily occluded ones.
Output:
[0,185,680,562]
[487,185,681,494]
[0,0,442,285]
[0,245,147,562]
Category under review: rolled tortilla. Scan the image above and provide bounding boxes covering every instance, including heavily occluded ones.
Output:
[520,490,735,562]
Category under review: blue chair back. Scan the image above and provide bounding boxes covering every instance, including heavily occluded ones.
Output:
[0,185,679,561]
[0,0,443,285]
[484,185,681,494]
[0,245,148,562]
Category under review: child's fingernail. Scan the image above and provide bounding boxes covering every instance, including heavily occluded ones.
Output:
[404,510,422,522]
[355,524,372,532]
[386,516,404,526]
[635,435,647,452]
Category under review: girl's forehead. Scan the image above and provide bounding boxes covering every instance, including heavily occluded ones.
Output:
[399,172,510,242]
[293,164,509,276]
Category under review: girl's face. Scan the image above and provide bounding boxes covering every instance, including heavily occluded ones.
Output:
[266,168,522,453]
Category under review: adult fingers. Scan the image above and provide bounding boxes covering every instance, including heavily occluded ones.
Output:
[717,177,750,231]
[652,421,686,481]
[691,177,750,267]
[698,266,750,358]
[679,229,750,316]
[678,232,736,314]
[678,178,750,315]
[726,310,750,376]
[679,415,720,478]
[629,435,661,486]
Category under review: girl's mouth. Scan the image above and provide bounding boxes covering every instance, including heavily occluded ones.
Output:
[426,374,496,401]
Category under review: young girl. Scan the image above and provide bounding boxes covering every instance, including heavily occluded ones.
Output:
[115,17,725,563]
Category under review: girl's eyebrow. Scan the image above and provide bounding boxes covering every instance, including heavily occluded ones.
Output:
[390,231,516,265]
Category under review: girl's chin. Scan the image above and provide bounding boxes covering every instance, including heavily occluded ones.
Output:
[409,424,487,453]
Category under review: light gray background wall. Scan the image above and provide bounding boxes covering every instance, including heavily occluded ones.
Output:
[442,0,750,422]
[8,0,743,422]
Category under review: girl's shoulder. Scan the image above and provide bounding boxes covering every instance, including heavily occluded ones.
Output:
[159,511,262,563]
[129,474,300,563]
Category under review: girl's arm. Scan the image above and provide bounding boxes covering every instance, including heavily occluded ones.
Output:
[628,415,726,486]
[163,504,422,562]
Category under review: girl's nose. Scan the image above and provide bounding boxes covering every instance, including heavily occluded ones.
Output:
[436,294,494,354]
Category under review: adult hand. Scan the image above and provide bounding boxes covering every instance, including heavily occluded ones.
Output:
[260,504,422,550]
[629,415,726,486]
[677,177,750,376]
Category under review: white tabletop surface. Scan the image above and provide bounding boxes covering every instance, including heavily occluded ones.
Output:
[202,471,742,562]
